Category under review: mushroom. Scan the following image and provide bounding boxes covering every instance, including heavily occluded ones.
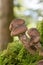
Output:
[37,60,43,65]
[27,28,40,44]
[9,19,34,54]
[27,28,42,54]
[9,19,29,47]
[9,19,42,54]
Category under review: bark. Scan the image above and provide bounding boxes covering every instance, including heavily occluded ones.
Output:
[0,0,14,50]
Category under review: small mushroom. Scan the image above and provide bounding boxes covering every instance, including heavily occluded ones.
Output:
[9,19,29,45]
[37,60,43,65]
[9,19,33,53]
[27,28,40,43]
[27,28,42,54]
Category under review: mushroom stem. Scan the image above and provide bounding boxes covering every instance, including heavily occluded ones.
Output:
[19,33,30,48]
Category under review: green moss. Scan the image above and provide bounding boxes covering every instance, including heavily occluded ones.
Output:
[0,40,43,65]
[37,21,43,45]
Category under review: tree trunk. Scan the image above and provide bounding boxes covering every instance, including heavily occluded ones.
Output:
[0,0,14,50]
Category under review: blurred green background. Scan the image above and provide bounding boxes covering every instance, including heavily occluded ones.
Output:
[13,0,43,28]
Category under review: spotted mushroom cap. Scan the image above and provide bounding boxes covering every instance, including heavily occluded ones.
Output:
[9,19,27,36]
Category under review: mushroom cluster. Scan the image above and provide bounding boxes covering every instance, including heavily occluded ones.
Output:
[9,19,42,55]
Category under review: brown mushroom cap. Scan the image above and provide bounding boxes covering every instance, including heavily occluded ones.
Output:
[9,19,27,36]
[9,19,25,31]
[37,60,43,65]
[11,25,27,36]
[27,28,40,43]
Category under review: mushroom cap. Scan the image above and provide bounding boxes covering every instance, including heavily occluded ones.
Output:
[9,19,25,31]
[28,28,40,37]
[27,28,40,43]
[9,19,27,36]
[37,60,43,65]
[10,25,27,36]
